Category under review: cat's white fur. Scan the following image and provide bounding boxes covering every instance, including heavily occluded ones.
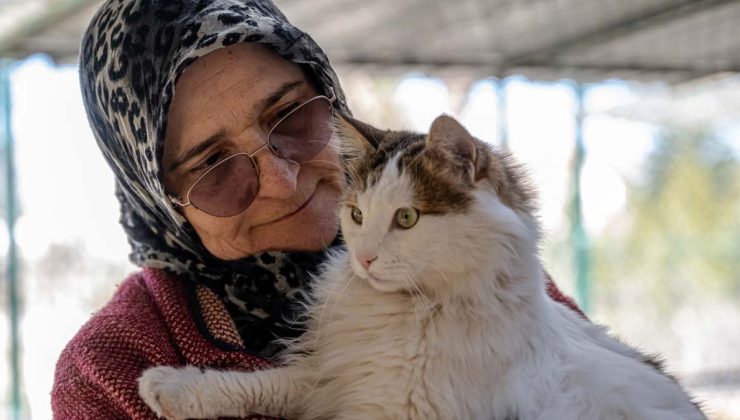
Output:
[139,152,703,420]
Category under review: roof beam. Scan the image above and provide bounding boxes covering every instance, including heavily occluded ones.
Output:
[0,0,98,58]
[335,55,738,76]
[501,0,739,70]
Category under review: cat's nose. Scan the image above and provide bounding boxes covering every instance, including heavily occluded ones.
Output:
[357,254,377,270]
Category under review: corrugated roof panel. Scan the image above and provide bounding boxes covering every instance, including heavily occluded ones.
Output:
[0,0,738,82]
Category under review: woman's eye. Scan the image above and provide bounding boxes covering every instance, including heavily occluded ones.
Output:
[193,151,226,172]
[204,153,222,166]
[395,207,419,229]
[275,102,299,121]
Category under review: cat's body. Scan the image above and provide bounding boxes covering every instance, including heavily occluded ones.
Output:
[139,115,705,420]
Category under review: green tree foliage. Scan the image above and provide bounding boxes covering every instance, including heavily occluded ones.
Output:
[592,127,740,317]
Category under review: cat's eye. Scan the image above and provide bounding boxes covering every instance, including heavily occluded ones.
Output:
[395,207,419,229]
[350,206,363,225]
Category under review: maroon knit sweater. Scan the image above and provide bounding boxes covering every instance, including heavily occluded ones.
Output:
[51,268,583,419]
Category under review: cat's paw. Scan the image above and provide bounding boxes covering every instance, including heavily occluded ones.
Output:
[138,365,208,419]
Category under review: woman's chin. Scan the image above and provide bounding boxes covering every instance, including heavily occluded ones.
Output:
[213,224,338,259]
[247,206,339,254]
[275,225,339,253]
[263,182,340,251]
[202,181,341,258]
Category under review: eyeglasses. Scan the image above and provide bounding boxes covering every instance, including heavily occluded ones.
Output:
[167,92,335,217]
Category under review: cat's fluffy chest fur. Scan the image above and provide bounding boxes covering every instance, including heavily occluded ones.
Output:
[298,249,700,420]
[296,255,513,419]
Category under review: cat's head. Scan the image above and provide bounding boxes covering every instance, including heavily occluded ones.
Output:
[334,114,539,296]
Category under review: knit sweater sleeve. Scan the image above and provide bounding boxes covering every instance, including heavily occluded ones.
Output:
[51,273,181,419]
[545,273,587,319]
[51,344,131,419]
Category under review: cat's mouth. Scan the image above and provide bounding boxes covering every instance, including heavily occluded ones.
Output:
[363,273,428,298]
[361,271,385,284]
[363,272,405,293]
[364,272,382,282]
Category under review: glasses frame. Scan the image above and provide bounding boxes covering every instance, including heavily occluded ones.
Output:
[167,89,335,215]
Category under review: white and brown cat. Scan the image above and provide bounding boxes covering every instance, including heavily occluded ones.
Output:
[139,114,705,420]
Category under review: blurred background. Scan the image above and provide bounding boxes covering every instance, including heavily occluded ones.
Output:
[1,0,739,418]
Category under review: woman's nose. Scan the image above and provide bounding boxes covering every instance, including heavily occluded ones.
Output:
[255,150,300,200]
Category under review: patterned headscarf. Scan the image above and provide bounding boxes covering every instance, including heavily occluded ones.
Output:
[80,0,349,357]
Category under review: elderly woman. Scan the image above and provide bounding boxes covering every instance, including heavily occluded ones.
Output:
[51,0,582,418]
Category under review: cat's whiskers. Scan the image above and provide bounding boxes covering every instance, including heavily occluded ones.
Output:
[330,272,357,322]
[402,273,434,317]
[312,270,357,352]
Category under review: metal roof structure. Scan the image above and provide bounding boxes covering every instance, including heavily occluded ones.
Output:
[1,0,739,82]
[0,0,100,63]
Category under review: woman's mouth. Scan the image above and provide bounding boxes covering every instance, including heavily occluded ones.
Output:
[273,190,316,224]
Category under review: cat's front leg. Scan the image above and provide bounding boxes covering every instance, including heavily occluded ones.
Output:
[138,365,305,419]
[138,365,213,419]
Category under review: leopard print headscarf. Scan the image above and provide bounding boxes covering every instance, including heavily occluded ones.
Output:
[80,0,349,357]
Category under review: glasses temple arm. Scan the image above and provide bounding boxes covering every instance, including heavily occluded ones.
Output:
[167,194,191,207]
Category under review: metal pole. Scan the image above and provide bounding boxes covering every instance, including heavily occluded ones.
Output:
[1,58,22,420]
[571,83,591,314]
[496,78,509,149]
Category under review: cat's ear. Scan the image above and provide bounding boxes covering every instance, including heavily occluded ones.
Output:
[334,113,382,149]
[427,115,487,184]
[333,113,381,179]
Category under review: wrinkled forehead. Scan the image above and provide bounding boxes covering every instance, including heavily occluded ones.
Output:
[164,43,311,156]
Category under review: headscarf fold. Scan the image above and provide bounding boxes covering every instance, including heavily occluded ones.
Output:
[81,0,349,356]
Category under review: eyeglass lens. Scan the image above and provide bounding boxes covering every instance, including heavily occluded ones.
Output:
[186,96,333,217]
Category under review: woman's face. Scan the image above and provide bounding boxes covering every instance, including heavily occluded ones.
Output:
[162,43,342,260]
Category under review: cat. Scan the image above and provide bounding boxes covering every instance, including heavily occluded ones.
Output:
[138,114,705,420]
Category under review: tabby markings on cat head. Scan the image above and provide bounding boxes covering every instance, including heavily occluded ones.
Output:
[333,113,536,216]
